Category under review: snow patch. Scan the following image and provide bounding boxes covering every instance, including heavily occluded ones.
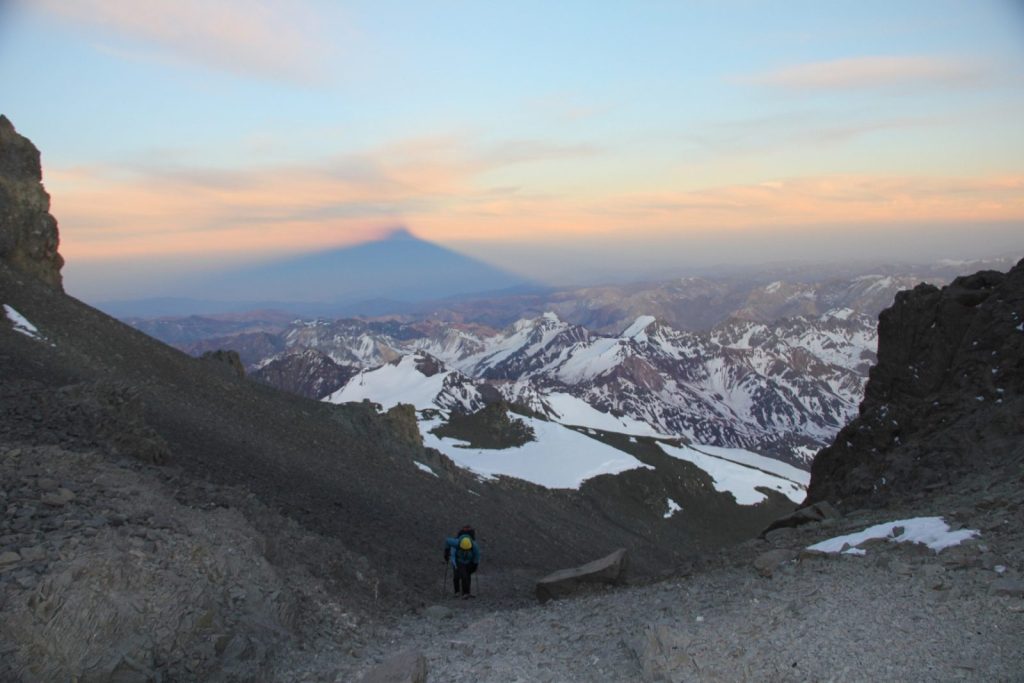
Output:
[660,443,807,505]
[807,517,979,555]
[622,315,656,340]
[542,392,669,437]
[664,498,682,518]
[825,307,855,321]
[3,305,45,342]
[323,354,479,411]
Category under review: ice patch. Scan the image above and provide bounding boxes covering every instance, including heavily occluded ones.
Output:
[807,517,979,555]
[414,461,438,477]
[664,498,682,518]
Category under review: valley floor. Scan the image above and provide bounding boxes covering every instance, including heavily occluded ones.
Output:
[284,479,1024,683]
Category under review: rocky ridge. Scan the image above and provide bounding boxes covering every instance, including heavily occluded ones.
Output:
[0,115,63,290]
[808,261,1024,506]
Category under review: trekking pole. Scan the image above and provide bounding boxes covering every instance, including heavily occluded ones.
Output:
[442,562,448,599]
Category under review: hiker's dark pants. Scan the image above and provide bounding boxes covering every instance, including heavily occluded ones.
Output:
[454,562,477,595]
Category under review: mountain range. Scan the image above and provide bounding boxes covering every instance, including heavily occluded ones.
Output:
[137,284,887,465]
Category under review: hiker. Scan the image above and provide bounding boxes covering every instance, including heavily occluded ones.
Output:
[444,525,480,598]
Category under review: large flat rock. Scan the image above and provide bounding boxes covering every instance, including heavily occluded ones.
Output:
[536,548,628,603]
[358,650,427,683]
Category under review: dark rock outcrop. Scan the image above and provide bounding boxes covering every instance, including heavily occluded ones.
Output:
[807,259,1024,506]
[0,115,63,289]
[250,348,355,399]
[383,403,423,447]
[761,501,840,536]
[200,349,246,378]
[430,401,535,449]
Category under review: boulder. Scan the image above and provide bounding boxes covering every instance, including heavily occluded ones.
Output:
[0,550,21,566]
[762,501,840,536]
[200,350,246,379]
[358,651,427,683]
[753,549,798,577]
[992,578,1024,597]
[536,548,628,603]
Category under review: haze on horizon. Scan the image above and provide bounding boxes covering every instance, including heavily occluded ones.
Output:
[1,0,1023,302]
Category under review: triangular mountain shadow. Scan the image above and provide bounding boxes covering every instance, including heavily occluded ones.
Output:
[210,227,532,303]
[103,228,537,317]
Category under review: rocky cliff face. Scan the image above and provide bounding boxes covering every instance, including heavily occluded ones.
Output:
[0,116,63,290]
[807,260,1024,506]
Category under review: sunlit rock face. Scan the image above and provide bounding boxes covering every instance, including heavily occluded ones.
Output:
[0,115,64,291]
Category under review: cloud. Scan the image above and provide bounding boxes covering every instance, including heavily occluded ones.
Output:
[687,111,950,156]
[33,0,329,84]
[45,124,1024,268]
[593,175,1024,230]
[741,55,986,92]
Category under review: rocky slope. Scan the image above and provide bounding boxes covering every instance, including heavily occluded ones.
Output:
[296,477,1023,682]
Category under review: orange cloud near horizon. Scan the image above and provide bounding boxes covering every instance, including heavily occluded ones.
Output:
[46,157,1024,264]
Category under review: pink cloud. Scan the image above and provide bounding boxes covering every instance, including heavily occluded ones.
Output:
[33,0,330,84]
[44,134,1024,263]
[742,55,986,91]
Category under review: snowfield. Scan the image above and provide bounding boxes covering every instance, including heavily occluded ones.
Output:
[660,443,806,505]
[322,346,811,500]
[324,355,450,410]
[420,415,652,490]
[540,392,669,437]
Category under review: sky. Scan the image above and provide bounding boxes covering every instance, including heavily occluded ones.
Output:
[1,0,1023,301]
